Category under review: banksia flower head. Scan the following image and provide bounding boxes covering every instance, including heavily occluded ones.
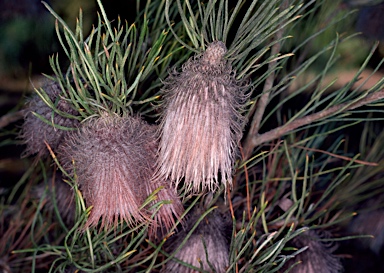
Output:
[157,41,246,194]
[59,113,183,231]
[20,80,79,158]
[59,113,152,229]
[284,229,343,273]
[162,200,232,273]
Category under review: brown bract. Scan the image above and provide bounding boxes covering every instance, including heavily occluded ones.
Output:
[157,41,247,194]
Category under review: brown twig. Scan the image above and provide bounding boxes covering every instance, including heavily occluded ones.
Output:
[293,145,378,166]
[227,185,238,273]
[251,88,384,147]
[242,0,289,160]
[239,147,251,221]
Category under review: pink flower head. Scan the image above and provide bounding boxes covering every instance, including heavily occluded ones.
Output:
[60,113,152,229]
[60,113,183,232]
[157,41,246,194]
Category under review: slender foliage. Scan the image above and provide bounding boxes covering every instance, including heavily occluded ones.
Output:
[1,0,384,272]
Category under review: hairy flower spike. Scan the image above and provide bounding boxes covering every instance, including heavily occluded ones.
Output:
[59,114,151,229]
[20,80,79,158]
[157,41,246,194]
[59,113,183,232]
[162,205,232,273]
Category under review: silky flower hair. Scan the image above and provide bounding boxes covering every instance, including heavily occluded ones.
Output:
[285,229,343,273]
[59,113,183,232]
[162,204,232,273]
[156,41,247,194]
[20,80,79,158]
[59,113,152,229]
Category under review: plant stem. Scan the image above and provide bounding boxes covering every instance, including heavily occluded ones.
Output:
[242,0,289,160]
[251,88,384,147]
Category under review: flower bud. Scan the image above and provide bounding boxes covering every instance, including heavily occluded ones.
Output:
[157,41,246,194]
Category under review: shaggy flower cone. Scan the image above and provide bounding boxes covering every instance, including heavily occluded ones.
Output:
[60,113,183,232]
[157,41,246,194]
[20,80,79,158]
[60,114,151,229]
